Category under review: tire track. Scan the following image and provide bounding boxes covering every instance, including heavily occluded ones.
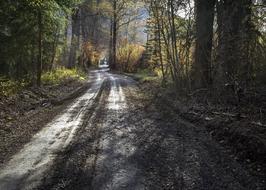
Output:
[91,73,144,190]
[0,70,106,190]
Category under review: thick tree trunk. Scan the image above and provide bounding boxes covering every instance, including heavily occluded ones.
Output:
[217,0,252,87]
[194,0,215,88]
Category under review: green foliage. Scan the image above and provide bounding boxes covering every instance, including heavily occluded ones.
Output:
[41,68,86,85]
[132,69,158,82]
[0,78,29,97]
[0,0,79,79]
[124,69,160,82]
[0,67,85,96]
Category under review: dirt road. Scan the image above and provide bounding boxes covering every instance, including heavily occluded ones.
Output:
[0,70,264,190]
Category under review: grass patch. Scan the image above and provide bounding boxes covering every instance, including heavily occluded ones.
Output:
[127,69,159,82]
[42,68,86,85]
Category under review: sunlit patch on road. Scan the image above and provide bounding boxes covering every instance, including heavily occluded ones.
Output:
[92,73,144,190]
[0,70,106,190]
[107,75,126,110]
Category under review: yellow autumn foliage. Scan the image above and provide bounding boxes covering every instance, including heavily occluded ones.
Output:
[117,40,145,73]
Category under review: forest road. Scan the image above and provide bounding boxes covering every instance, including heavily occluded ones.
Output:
[0,69,264,190]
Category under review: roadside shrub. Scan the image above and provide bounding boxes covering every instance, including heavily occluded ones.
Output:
[41,68,86,85]
[83,41,101,66]
[134,68,158,82]
[117,40,145,73]
[0,78,28,97]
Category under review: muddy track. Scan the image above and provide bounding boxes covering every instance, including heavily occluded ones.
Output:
[39,80,108,190]
[39,73,141,190]
[0,70,265,190]
[0,70,107,190]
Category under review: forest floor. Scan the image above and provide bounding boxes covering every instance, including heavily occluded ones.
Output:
[137,77,266,186]
[0,69,265,190]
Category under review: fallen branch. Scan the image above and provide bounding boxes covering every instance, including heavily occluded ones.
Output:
[251,121,266,127]
[187,111,214,121]
[188,88,208,96]
[212,111,246,119]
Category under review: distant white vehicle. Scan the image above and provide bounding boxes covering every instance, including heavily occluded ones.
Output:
[99,58,109,69]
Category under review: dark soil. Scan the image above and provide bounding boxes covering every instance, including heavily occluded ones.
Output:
[0,79,88,167]
[139,80,266,187]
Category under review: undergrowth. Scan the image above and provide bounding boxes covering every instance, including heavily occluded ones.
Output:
[129,69,159,82]
[42,67,86,85]
[0,79,29,97]
[0,68,86,97]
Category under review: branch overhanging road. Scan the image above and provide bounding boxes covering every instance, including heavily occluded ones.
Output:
[0,69,264,190]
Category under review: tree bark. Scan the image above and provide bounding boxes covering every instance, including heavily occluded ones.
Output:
[111,0,117,70]
[217,0,252,87]
[68,9,80,69]
[37,9,42,87]
[153,1,165,83]
[194,0,215,88]
[109,19,113,67]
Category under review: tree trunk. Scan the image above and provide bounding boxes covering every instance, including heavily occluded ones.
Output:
[217,0,252,87]
[111,0,117,70]
[37,9,42,87]
[109,19,113,67]
[153,1,165,83]
[50,28,60,70]
[194,0,215,88]
[68,10,80,69]
[170,0,179,78]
